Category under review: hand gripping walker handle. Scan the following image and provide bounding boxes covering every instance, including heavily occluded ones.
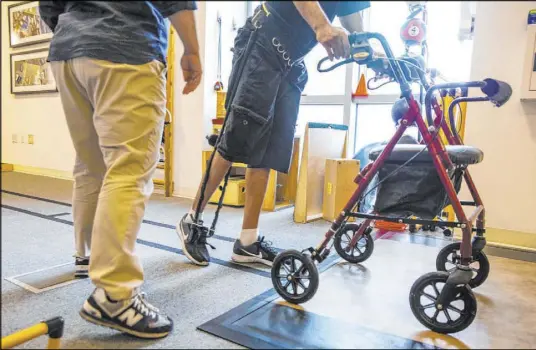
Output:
[348,32,371,45]
[317,32,374,73]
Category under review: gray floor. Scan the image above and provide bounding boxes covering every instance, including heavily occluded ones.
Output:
[1,172,332,349]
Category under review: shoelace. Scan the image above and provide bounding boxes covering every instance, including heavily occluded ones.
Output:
[192,221,216,250]
[132,293,158,318]
[139,293,159,312]
[258,236,278,255]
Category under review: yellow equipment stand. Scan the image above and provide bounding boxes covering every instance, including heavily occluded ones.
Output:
[435,92,467,145]
[163,27,175,197]
[431,91,468,223]
[1,317,64,349]
[216,91,227,119]
[322,159,359,222]
[294,123,349,223]
[154,26,175,196]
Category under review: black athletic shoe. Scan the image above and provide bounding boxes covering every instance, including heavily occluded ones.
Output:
[75,257,89,279]
[231,236,278,266]
[176,214,214,266]
[79,288,173,339]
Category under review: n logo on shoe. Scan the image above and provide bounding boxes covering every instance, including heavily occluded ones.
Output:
[118,309,143,327]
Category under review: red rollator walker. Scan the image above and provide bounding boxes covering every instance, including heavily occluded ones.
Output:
[270,31,512,334]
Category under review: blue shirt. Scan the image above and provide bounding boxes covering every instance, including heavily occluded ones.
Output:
[39,1,197,65]
[266,1,371,54]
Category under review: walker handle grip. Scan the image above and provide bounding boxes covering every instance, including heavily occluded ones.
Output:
[317,32,375,72]
[481,78,512,107]
[348,32,371,45]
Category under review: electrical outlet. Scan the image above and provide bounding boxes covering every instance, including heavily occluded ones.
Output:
[28,134,34,145]
[12,134,18,143]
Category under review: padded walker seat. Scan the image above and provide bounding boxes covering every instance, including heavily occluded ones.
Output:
[369,144,484,166]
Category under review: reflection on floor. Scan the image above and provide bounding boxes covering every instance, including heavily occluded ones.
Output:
[200,236,536,349]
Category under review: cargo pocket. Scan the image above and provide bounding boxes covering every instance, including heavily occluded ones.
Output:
[220,35,288,162]
[220,105,270,162]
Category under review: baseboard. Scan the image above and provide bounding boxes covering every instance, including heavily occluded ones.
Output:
[12,165,73,181]
[172,193,195,201]
[172,187,196,200]
[482,227,536,250]
[1,163,14,172]
[453,226,536,251]
[487,241,536,253]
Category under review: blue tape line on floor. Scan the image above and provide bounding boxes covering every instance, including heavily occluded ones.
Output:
[2,204,270,278]
[48,212,71,218]
[1,189,281,250]
[142,218,237,244]
[2,190,71,207]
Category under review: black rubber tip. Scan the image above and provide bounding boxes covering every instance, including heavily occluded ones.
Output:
[45,316,64,339]
[206,134,219,147]
[481,78,512,107]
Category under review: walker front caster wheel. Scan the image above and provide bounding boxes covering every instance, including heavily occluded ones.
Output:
[409,272,477,334]
[436,242,490,288]
[334,223,374,264]
[271,250,319,304]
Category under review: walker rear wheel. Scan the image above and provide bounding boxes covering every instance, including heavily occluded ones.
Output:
[334,223,374,264]
[409,271,477,334]
[436,242,490,288]
[271,250,319,304]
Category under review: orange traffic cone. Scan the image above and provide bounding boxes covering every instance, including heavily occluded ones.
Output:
[352,73,368,98]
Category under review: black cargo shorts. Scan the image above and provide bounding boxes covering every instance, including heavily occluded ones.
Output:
[217,21,308,174]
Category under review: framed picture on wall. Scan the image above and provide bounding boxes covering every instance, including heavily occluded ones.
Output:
[8,1,53,48]
[10,49,57,95]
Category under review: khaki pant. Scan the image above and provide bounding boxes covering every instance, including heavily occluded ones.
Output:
[51,58,167,300]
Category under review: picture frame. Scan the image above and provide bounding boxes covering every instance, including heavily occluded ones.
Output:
[8,1,53,48]
[10,49,58,95]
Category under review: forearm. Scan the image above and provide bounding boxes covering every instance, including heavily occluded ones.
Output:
[169,10,200,55]
[339,12,365,34]
[169,10,199,55]
[38,1,66,32]
[292,1,331,32]
[151,2,199,54]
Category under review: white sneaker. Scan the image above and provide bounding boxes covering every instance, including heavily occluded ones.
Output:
[74,257,89,279]
[79,288,173,339]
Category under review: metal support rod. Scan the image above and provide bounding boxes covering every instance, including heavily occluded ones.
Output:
[346,212,462,228]
[1,323,48,349]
